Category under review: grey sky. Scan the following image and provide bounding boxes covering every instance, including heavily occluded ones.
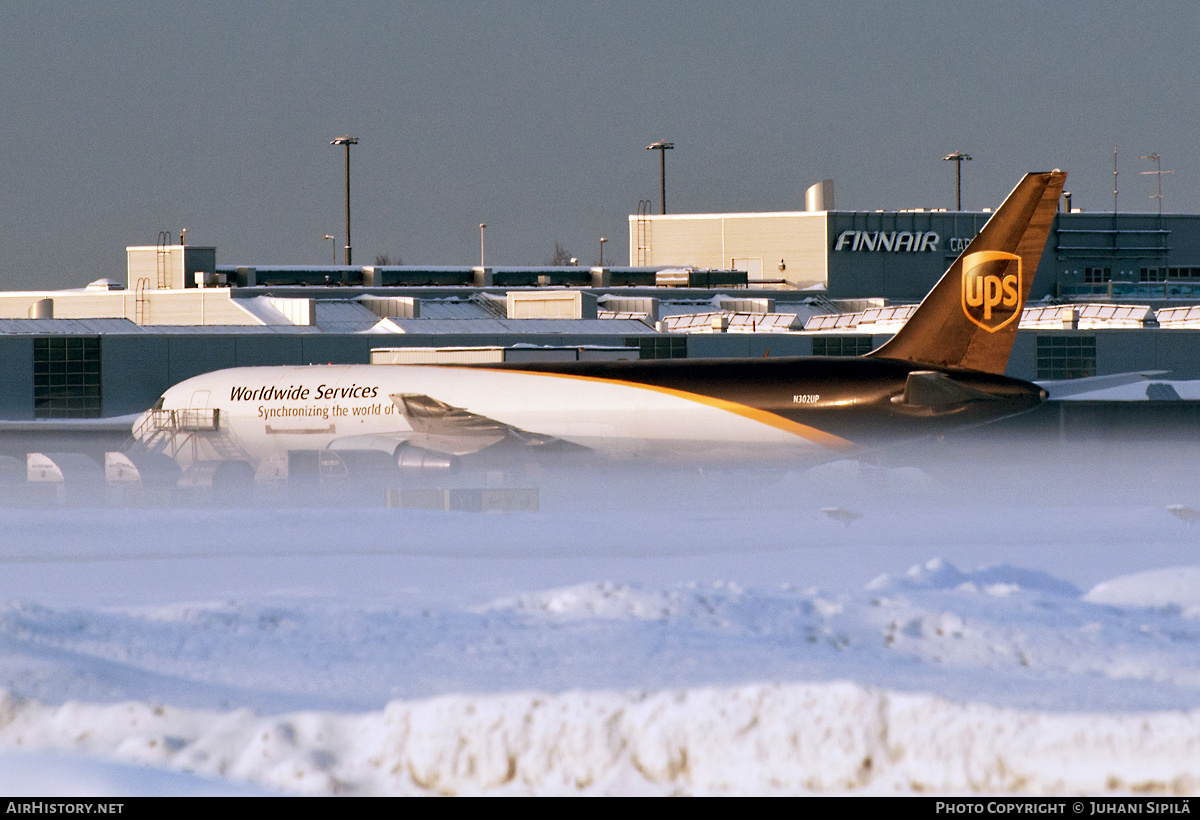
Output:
[2,1,1198,288]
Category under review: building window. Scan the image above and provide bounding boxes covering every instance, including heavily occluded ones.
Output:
[33,337,102,418]
[1138,267,1200,282]
[1083,267,1111,283]
[1036,335,1096,380]
[627,336,687,359]
[813,335,874,357]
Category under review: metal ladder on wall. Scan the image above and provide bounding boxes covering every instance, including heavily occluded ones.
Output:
[156,230,172,289]
[636,199,652,266]
[134,278,149,324]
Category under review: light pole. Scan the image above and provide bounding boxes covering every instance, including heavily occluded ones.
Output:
[322,235,336,264]
[479,223,486,266]
[942,151,972,210]
[646,140,674,214]
[599,236,608,266]
[330,135,359,264]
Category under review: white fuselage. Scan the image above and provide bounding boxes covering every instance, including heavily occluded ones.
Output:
[138,364,847,468]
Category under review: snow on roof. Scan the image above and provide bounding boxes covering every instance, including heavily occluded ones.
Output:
[804,304,917,332]
[1021,303,1152,329]
[661,311,801,333]
[411,299,494,320]
[1156,305,1200,327]
[313,300,381,333]
[0,318,143,334]
[804,302,1157,332]
[373,318,658,335]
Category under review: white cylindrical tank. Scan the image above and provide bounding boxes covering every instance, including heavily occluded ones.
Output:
[28,298,52,319]
[805,179,835,211]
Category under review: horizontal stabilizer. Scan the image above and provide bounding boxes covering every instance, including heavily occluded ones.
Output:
[890,370,999,411]
[1038,371,1166,400]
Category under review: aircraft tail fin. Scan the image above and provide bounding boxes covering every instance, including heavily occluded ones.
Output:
[867,170,1066,375]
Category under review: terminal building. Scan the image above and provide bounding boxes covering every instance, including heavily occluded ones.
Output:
[629,191,1200,302]
[3,192,1200,423]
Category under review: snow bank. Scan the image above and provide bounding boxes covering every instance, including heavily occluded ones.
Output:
[4,559,1200,717]
[3,487,1200,796]
[0,751,270,796]
[1086,566,1200,613]
[869,557,1081,596]
[1,684,1197,796]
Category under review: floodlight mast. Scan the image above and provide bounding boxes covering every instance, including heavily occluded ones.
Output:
[330,136,359,264]
[942,151,972,210]
[647,140,674,214]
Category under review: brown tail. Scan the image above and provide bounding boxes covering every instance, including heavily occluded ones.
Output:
[867,170,1066,375]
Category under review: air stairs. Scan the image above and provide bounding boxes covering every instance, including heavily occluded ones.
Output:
[131,408,255,468]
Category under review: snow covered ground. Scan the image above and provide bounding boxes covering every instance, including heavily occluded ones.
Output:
[0,454,1199,795]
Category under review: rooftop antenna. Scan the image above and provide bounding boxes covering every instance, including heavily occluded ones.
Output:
[1139,153,1174,215]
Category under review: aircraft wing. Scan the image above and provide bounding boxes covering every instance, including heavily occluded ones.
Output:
[390,393,577,457]
[320,394,582,464]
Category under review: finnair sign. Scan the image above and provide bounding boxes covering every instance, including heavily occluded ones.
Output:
[834,231,940,252]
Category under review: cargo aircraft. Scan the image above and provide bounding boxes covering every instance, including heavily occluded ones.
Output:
[132,171,1066,478]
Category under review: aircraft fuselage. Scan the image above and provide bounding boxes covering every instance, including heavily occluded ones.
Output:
[136,357,1045,469]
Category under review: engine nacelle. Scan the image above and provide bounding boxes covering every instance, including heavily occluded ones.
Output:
[395,443,459,472]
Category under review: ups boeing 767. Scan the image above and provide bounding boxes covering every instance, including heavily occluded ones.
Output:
[132,171,1066,474]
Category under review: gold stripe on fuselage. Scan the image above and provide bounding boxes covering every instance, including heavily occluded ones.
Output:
[473,368,858,453]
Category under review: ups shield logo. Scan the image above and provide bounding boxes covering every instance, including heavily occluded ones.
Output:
[961,251,1022,333]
